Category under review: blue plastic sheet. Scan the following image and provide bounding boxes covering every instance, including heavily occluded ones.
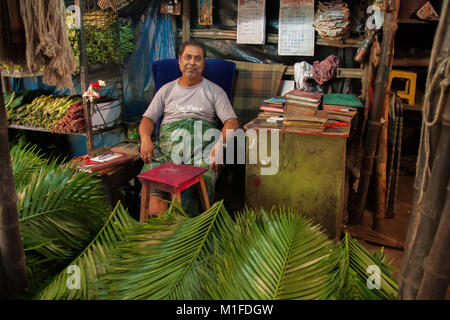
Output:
[122,4,176,121]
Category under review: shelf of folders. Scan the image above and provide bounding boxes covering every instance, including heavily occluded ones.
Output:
[4,89,121,134]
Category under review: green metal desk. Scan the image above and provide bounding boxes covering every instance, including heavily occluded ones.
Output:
[244,121,349,239]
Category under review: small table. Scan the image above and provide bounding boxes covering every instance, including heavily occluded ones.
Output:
[138,162,210,222]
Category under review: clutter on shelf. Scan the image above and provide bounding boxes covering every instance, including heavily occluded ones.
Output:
[313,55,342,85]
[294,62,314,91]
[313,1,351,41]
[66,10,135,68]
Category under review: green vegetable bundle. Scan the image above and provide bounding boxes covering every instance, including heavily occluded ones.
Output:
[6,91,83,132]
[65,11,135,67]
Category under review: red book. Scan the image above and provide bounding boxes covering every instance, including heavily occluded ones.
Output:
[260,106,285,113]
[284,90,323,102]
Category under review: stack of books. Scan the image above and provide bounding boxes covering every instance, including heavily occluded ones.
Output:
[284,90,323,112]
[322,104,358,123]
[322,93,363,123]
[283,109,329,133]
[259,97,286,114]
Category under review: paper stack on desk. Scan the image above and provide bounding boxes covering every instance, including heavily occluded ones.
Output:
[75,152,134,173]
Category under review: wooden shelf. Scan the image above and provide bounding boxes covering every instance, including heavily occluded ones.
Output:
[1,70,43,78]
[398,18,439,24]
[8,124,86,135]
[179,28,363,48]
[284,66,363,78]
[403,104,423,111]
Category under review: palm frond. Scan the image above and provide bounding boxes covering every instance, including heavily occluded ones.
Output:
[10,144,47,191]
[207,207,340,300]
[35,202,138,300]
[18,158,109,263]
[17,158,108,220]
[338,233,398,300]
[98,201,235,300]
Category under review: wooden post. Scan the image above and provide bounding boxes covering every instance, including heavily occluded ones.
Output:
[0,70,29,298]
[349,0,400,225]
[182,0,190,42]
[79,0,95,154]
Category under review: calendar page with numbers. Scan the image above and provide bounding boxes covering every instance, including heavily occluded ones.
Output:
[278,0,315,56]
[237,0,266,44]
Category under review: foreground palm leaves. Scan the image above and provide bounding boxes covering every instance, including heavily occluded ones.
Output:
[36,203,138,300]
[12,144,398,300]
[11,144,110,289]
[208,208,340,300]
[98,201,234,300]
[95,204,398,300]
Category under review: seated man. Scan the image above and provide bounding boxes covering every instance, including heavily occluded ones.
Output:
[139,40,239,216]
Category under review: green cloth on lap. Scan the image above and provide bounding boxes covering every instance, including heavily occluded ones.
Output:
[141,117,218,216]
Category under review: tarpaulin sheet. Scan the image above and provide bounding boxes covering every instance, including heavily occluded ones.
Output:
[122,1,176,121]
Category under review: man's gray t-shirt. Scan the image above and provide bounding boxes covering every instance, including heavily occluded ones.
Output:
[143,77,237,126]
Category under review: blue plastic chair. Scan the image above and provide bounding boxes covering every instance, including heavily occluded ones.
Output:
[151,58,236,137]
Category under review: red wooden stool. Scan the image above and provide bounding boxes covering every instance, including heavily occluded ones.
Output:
[137,162,210,222]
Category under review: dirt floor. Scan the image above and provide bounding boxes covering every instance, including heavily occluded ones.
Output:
[359,174,414,278]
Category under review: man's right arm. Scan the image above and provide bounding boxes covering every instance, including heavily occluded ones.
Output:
[139,116,157,164]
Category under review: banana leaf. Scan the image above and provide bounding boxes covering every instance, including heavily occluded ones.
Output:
[4,90,15,108]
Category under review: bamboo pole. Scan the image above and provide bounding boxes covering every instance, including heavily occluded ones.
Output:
[348,0,400,225]
[399,0,450,299]
[373,93,390,231]
[0,69,29,298]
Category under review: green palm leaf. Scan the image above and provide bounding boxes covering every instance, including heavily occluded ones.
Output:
[35,202,138,300]
[207,207,340,300]
[18,158,109,262]
[10,143,110,290]
[10,144,47,191]
[339,233,398,300]
[98,200,234,300]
